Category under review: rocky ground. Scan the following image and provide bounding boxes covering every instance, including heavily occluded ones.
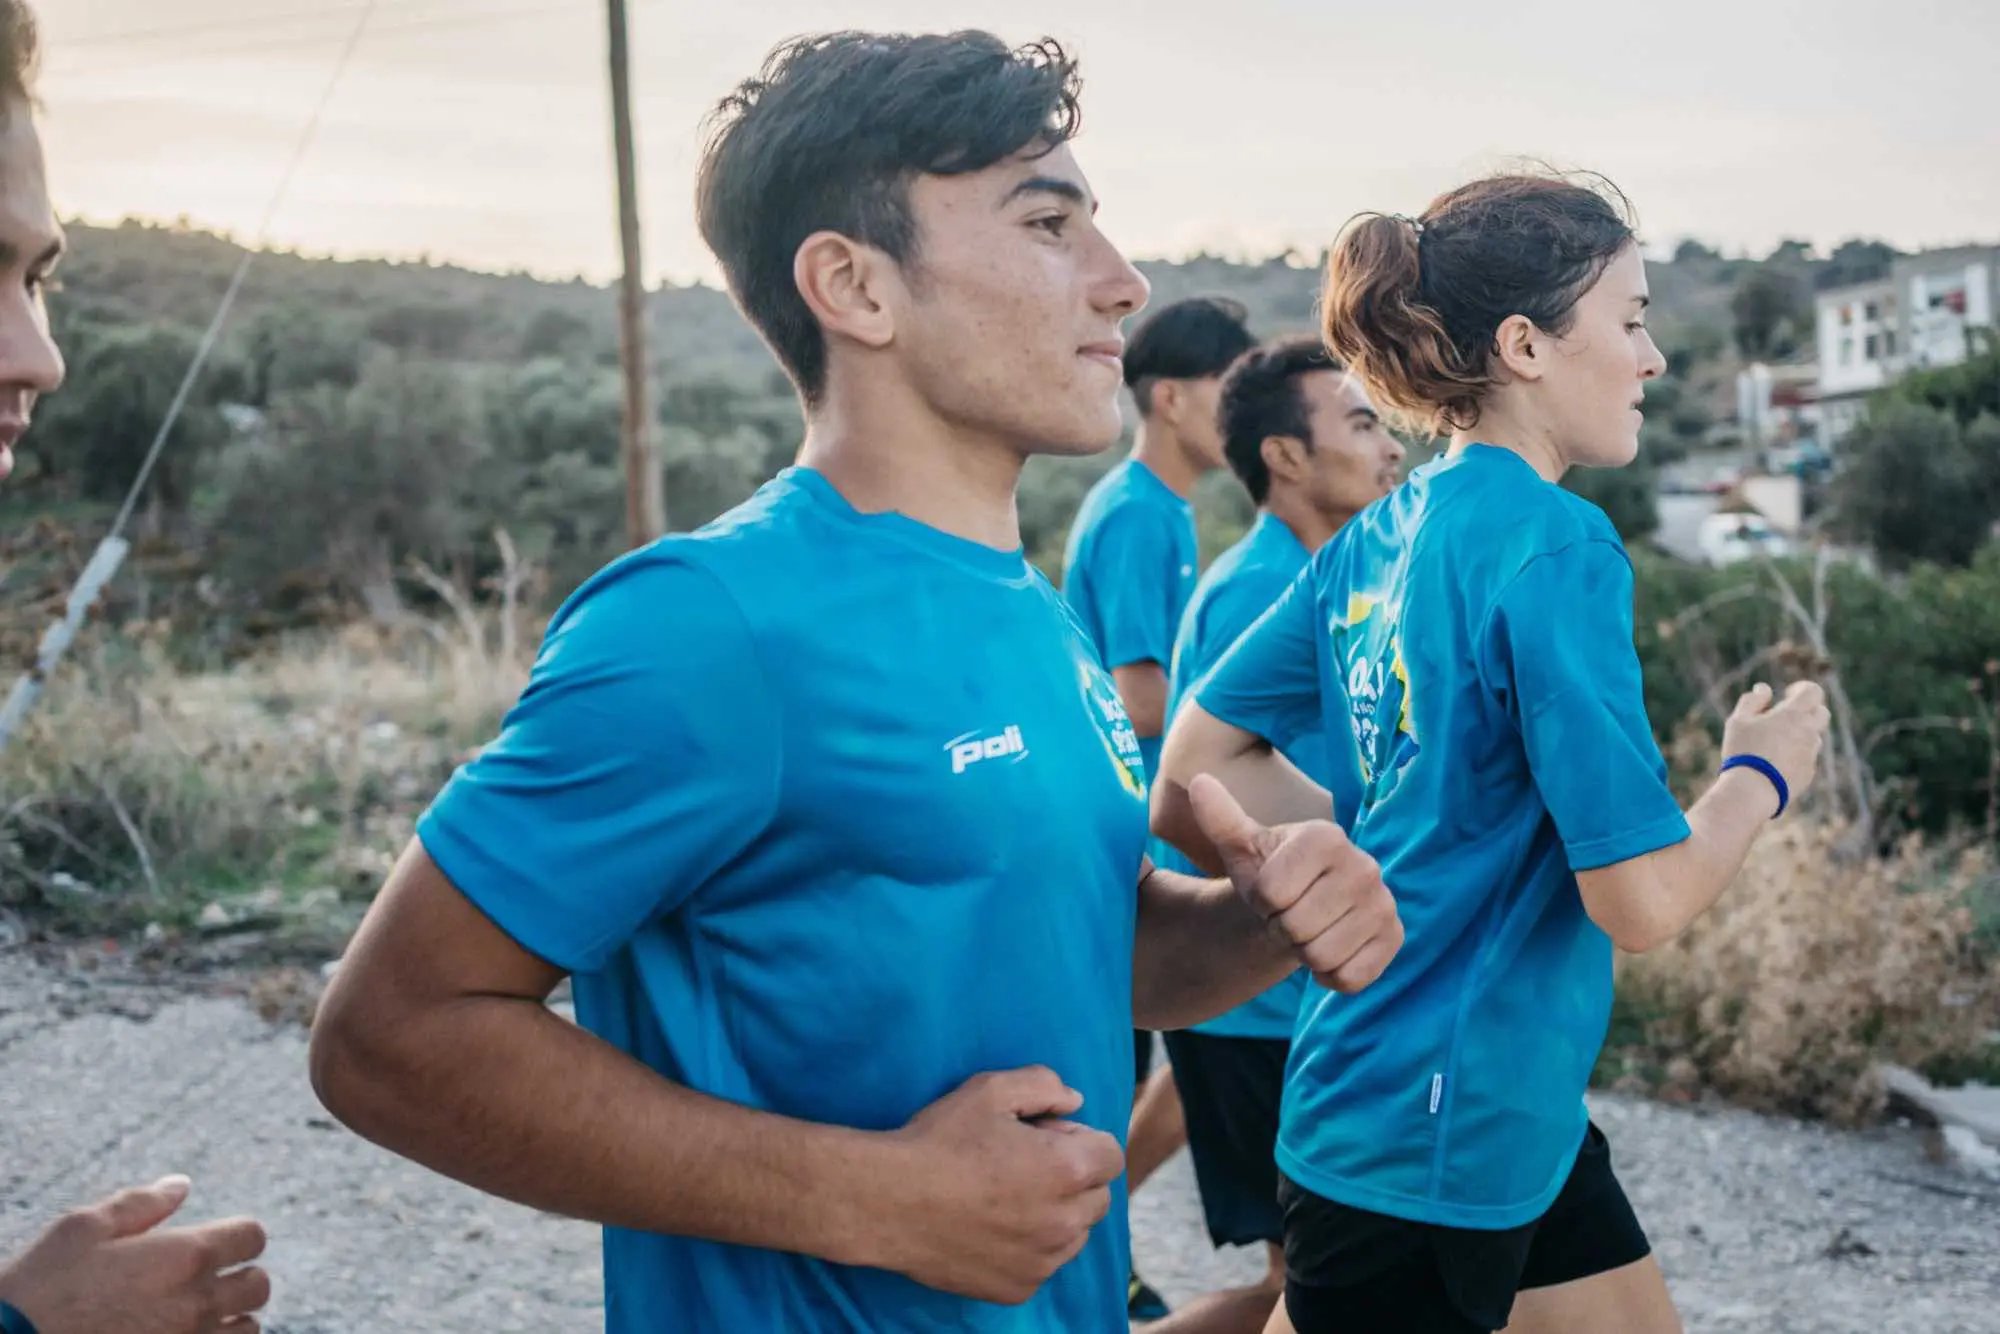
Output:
[1,951,1995,1332]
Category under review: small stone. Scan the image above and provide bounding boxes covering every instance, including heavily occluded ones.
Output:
[198,903,230,928]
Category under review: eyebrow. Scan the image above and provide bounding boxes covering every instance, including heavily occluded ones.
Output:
[1002,175,1097,214]
[1347,405,1380,420]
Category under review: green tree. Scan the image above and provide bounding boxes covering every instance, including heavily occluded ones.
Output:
[1890,332,2000,427]
[33,322,233,519]
[1829,401,1992,569]
[1730,268,1812,360]
[204,353,487,611]
[1564,463,1660,543]
[1816,239,1902,291]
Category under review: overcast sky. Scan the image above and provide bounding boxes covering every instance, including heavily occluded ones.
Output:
[37,0,2000,285]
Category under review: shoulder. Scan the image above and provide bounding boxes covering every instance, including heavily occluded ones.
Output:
[545,475,821,665]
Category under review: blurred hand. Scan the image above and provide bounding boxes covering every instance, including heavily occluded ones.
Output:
[0,1176,270,1334]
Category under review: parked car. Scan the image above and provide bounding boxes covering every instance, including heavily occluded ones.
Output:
[1698,511,1792,567]
[1759,439,1835,482]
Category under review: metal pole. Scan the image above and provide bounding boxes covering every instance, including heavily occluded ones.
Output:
[608,0,664,545]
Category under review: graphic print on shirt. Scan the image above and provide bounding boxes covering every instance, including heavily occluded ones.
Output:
[1076,655,1149,801]
[1334,591,1419,803]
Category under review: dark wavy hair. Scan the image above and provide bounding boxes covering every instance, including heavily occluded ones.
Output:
[697,31,1083,405]
[1321,172,1636,434]
[1218,336,1342,504]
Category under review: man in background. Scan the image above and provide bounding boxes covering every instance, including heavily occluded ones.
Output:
[1145,336,1403,1334]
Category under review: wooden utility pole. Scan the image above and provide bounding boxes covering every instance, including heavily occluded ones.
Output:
[608,0,665,546]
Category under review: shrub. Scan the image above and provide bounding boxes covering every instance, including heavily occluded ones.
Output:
[1609,812,1999,1124]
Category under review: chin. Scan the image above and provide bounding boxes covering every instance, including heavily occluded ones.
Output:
[1024,408,1124,458]
[1578,433,1642,469]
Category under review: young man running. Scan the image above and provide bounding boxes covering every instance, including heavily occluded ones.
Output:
[309,32,1401,1334]
[1060,294,1255,1320]
[1144,336,1402,1334]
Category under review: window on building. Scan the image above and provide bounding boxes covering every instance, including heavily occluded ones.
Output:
[1885,330,1898,355]
[1866,333,1880,359]
[1865,301,1879,321]
[1840,337,1854,365]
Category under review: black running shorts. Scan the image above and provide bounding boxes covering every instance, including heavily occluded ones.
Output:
[1279,1122,1652,1333]
[1162,1029,1289,1248]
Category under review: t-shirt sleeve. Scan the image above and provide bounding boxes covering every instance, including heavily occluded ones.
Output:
[1087,508,1181,670]
[416,553,780,972]
[1484,539,1689,872]
[1192,564,1325,750]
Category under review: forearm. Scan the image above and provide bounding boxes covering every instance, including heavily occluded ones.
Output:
[1131,866,1295,1030]
[1580,768,1774,952]
[1154,736,1330,875]
[1113,663,1168,739]
[311,993,899,1268]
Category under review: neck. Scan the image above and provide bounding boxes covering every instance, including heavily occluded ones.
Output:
[795,379,1026,551]
[1130,422,1203,498]
[1446,401,1565,483]
[1265,492,1348,554]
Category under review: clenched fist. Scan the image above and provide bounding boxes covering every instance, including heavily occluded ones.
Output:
[1721,681,1830,816]
[877,1067,1125,1306]
[1186,773,1403,994]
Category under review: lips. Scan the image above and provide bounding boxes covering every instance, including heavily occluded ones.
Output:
[1079,341,1124,372]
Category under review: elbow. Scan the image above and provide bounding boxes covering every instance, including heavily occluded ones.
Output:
[1578,868,1682,955]
[1605,920,1673,955]
[1585,900,1679,955]
[307,977,400,1140]
[306,990,362,1129]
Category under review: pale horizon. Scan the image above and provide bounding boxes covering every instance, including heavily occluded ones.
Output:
[38,0,2000,288]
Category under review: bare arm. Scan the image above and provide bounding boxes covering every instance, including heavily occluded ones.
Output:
[310,842,899,1264]
[1576,769,1773,953]
[1112,662,1169,739]
[1152,702,1333,874]
[1576,682,1830,954]
[311,843,1128,1305]
[1131,863,1295,1030]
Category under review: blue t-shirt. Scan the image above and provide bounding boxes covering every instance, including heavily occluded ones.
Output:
[1197,445,1690,1230]
[1154,512,1360,1041]
[419,466,1152,1332]
[1061,457,1199,778]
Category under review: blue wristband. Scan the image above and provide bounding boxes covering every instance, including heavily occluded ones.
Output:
[0,1301,40,1334]
[1721,753,1788,818]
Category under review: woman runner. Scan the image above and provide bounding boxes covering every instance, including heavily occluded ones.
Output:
[1153,173,1831,1334]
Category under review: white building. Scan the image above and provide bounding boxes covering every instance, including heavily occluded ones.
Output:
[1812,246,1998,441]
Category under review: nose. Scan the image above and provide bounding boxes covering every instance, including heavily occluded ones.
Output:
[0,286,65,399]
[1089,231,1150,322]
[1637,328,1666,382]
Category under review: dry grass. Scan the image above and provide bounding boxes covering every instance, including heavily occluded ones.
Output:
[1610,815,2000,1123]
[0,612,530,934]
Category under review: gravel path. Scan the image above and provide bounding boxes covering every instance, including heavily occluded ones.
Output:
[2,960,1995,1332]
